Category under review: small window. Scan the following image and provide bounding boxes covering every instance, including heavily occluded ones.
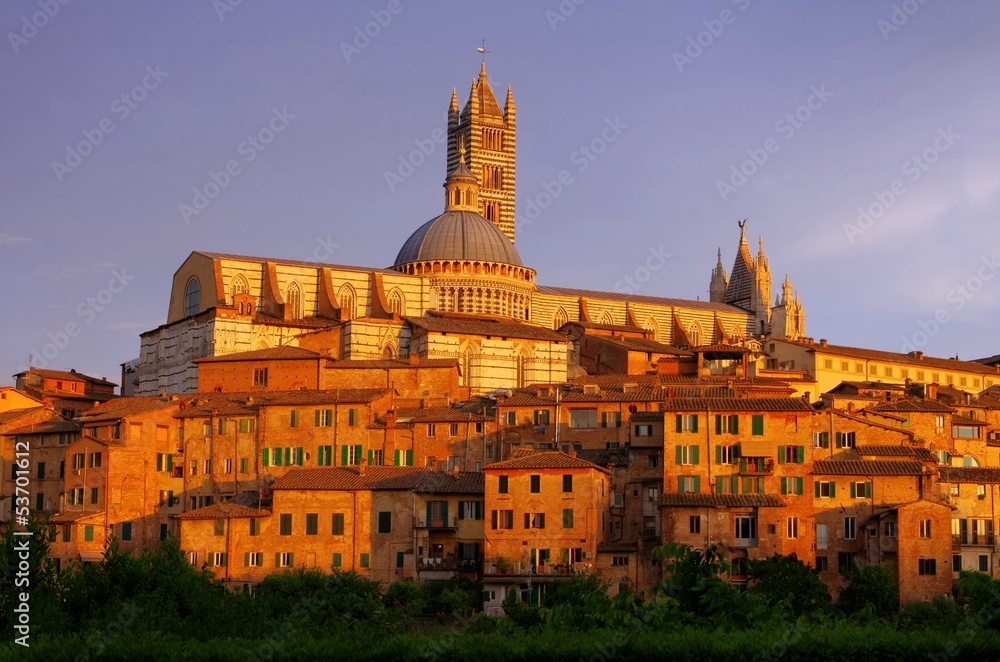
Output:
[498,475,509,494]
[306,513,318,536]
[184,277,201,316]
[689,515,701,534]
[562,474,573,493]
[920,519,932,538]
[378,511,392,534]
[279,513,292,536]
[332,513,345,536]
[530,475,541,493]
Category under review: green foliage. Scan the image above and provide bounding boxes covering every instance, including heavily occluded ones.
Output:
[500,588,542,630]
[383,580,424,618]
[955,570,1000,628]
[898,594,964,631]
[420,576,482,617]
[652,542,738,618]
[746,553,832,617]
[837,561,899,619]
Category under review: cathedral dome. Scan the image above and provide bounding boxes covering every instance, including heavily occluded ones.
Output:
[393,210,523,267]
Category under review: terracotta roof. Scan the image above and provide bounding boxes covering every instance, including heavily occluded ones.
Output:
[951,415,988,426]
[3,418,80,436]
[271,466,483,493]
[813,460,926,476]
[597,542,639,553]
[976,354,1000,366]
[561,320,645,333]
[13,368,117,386]
[193,346,321,363]
[174,502,271,520]
[0,408,47,426]
[697,344,750,354]
[575,448,630,468]
[48,510,104,523]
[939,466,1000,483]
[403,313,568,342]
[536,285,747,313]
[629,412,663,422]
[828,410,914,437]
[869,399,954,413]
[784,340,1000,375]
[659,398,813,412]
[661,493,785,508]
[81,396,184,422]
[325,358,458,369]
[193,251,400,275]
[174,389,387,418]
[395,407,490,423]
[484,450,610,473]
[584,334,693,356]
[854,445,936,462]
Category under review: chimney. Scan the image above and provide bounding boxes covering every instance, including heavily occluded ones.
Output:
[915,351,924,360]
[409,353,420,366]
[926,383,939,401]
[819,338,828,347]
[357,461,367,475]
[386,409,397,427]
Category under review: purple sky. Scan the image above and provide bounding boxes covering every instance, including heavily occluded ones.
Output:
[2,1,999,387]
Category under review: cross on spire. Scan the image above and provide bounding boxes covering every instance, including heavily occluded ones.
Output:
[477,39,491,63]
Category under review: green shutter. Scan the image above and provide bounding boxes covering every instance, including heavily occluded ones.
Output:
[732,416,739,434]
[675,445,683,465]
[691,415,698,433]
[781,477,787,495]
[288,553,293,567]
[426,501,433,523]
[315,410,321,426]
[275,552,281,567]
[244,552,250,567]
[273,448,282,466]
[796,477,804,495]
[394,449,400,466]
[167,454,173,471]
[368,449,373,465]
[601,412,607,428]
[349,409,357,426]
[691,446,699,465]
[715,415,722,435]
[751,415,763,435]
[733,443,740,460]
[406,450,413,466]
[295,447,303,466]
[796,446,805,464]
[715,478,723,494]
[715,445,722,464]
[156,454,163,472]
[615,412,621,428]
[866,481,872,498]
[850,482,856,499]
[730,476,738,494]
[458,501,465,519]
[282,447,290,465]
[835,432,843,448]
[396,551,404,568]
[830,481,836,497]
[332,553,341,568]
[778,446,785,463]
[675,414,682,433]
[341,445,348,466]
[693,476,701,494]
[441,501,448,523]
[814,481,820,498]
[354,445,362,466]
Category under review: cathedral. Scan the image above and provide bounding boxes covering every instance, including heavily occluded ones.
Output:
[136,62,806,396]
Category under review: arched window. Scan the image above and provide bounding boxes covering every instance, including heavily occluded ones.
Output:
[688,323,701,347]
[964,455,980,467]
[387,290,403,315]
[286,282,301,319]
[730,326,745,342]
[337,285,355,321]
[184,278,200,317]
[645,317,659,340]
[553,307,568,331]
[382,345,395,359]
[600,311,614,326]
[230,275,248,304]
[515,346,532,388]
[460,342,479,388]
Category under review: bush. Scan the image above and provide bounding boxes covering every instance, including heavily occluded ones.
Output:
[383,580,424,618]
[746,553,832,617]
[899,594,963,631]
[837,561,899,619]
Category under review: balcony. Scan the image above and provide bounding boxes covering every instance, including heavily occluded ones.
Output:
[640,528,660,540]
[738,458,774,475]
[417,557,480,573]
[953,533,995,547]
[414,516,457,530]
[483,562,584,577]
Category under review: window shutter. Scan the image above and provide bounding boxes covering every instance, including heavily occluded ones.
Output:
[441,501,448,522]
[295,447,303,466]
[733,443,740,460]
[275,552,281,567]
[865,481,872,498]
[283,448,290,465]
[262,447,269,467]
[781,477,787,495]
[406,450,413,466]
[730,476,738,494]
[477,501,484,519]
[288,553,293,567]
[693,476,701,494]
[349,409,357,426]
[459,501,465,519]
[850,482,856,499]
[675,414,682,433]
[394,450,400,466]
[491,510,498,530]
[315,410,321,426]
[691,446,699,465]
[732,416,739,434]
[426,501,433,523]
[332,553,341,568]
[367,449,373,465]
[615,412,621,428]
[830,481,836,497]
[814,481,820,498]
[691,415,698,433]
[715,415,722,435]
[778,446,785,463]
[675,445,683,465]
[715,445,722,464]
[167,454,173,471]
[715,478,723,494]
[156,453,163,472]
[354,445,362,465]
[244,552,250,567]
[796,446,805,464]
[835,432,843,448]
[341,446,348,466]
[524,513,530,529]
[601,412,607,428]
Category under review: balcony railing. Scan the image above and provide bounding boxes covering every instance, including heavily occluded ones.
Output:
[417,558,480,572]
[483,562,583,576]
[414,516,458,530]
[739,458,774,475]
[640,528,660,539]
[734,537,758,548]
[953,533,995,547]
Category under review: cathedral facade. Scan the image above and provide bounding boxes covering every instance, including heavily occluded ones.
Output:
[136,63,805,396]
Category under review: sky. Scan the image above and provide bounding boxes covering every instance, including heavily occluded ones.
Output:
[1,1,999,387]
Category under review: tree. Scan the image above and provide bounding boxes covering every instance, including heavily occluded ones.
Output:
[652,542,738,618]
[837,561,899,619]
[746,553,831,616]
